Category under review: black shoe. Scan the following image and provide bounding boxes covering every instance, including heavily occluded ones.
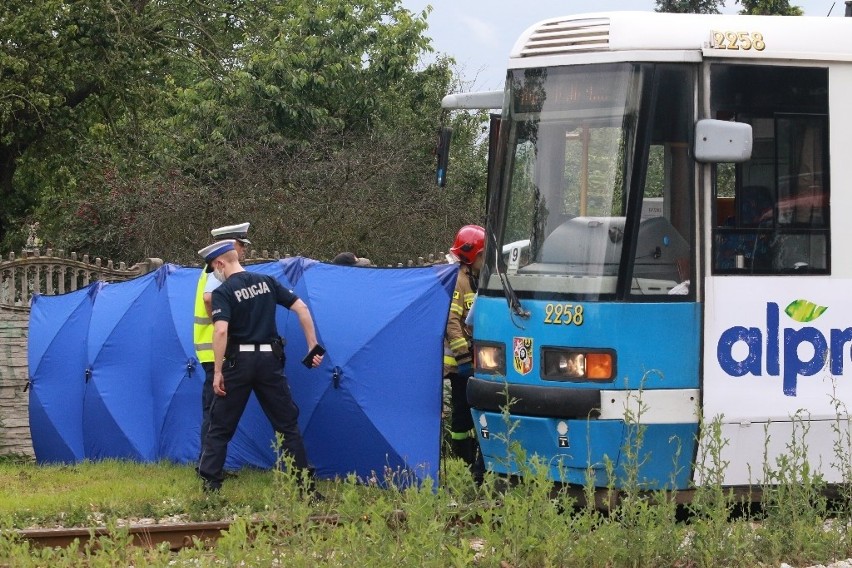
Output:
[203,480,221,494]
[309,490,326,505]
[472,453,485,486]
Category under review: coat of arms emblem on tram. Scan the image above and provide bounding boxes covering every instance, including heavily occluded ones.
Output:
[513,337,533,375]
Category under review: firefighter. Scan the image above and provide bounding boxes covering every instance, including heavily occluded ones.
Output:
[444,224,486,483]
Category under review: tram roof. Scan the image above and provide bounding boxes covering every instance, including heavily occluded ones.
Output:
[510,11,852,65]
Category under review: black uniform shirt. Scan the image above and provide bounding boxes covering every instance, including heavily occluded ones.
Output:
[211,271,298,344]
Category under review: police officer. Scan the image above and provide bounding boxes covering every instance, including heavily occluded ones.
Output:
[444,224,486,483]
[193,223,251,460]
[197,240,325,494]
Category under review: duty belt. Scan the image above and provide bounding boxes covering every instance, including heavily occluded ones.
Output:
[238,344,273,352]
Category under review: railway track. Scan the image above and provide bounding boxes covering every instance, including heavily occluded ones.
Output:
[14,521,236,551]
[7,485,776,552]
[10,487,771,552]
[12,515,342,551]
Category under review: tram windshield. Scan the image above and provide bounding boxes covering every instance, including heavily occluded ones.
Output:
[488,63,695,300]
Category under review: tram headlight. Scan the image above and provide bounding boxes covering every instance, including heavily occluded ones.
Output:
[543,348,615,382]
[474,341,505,375]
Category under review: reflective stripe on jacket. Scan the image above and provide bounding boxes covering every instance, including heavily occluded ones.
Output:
[193,271,214,363]
[443,263,476,377]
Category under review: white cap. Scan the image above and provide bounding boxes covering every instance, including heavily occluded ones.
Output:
[198,239,235,273]
[211,222,251,244]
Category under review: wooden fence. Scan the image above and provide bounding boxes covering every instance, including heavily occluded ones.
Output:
[0,247,449,458]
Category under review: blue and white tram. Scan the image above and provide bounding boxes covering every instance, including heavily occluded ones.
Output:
[445,10,852,490]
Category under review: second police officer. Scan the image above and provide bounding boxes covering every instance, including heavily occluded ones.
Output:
[193,223,252,463]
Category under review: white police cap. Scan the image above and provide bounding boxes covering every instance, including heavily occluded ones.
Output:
[198,239,236,273]
[211,222,251,244]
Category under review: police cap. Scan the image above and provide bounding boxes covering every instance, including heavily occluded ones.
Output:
[198,239,235,273]
[211,222,251,245]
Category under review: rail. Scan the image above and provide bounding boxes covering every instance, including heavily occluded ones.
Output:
[13,513,344,551]
[15,520,233,551]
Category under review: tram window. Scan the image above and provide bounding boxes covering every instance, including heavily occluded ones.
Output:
[711,65,829,275]
[628,65,694,297]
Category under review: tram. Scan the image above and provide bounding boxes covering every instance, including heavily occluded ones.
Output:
[443,10,852,489]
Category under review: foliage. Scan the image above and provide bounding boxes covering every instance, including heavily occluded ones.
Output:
[655,0,804,13]
[1,0,488,266]
[36,116,483,265]
[0,0,244,244]
[738,0,804,15]
[655,0,727,13]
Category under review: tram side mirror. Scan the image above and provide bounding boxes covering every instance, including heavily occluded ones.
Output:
[694,119,753,163]
[435,126,453,187]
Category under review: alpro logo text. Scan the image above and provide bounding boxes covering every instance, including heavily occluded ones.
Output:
[717,300,852,397]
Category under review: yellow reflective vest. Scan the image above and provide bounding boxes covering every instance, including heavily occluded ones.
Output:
[193,271,214,363]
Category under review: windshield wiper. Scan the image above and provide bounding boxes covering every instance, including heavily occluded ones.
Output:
[487,227,530,325]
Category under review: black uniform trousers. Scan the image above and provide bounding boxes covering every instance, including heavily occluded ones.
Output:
[448,371,484,480]
[198,351,308,490]
[449,372,475,434]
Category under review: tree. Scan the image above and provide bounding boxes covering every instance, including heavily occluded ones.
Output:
[656,0,804,14]
[655,0,726,13]
[738,0,803,15]
[9,0,488,265]
[0,0,253,247]
[1,0,137,242]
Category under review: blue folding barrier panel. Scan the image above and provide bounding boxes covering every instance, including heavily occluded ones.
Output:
[27,258,457,485]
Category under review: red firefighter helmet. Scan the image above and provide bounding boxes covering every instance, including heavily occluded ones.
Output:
[450,225,486,265]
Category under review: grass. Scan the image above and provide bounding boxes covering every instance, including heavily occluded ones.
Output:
[3,411,852,566]
[0,455,845,568]
[0,459,291,529]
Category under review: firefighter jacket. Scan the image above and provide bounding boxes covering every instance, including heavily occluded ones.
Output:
[443,263,477,377]
[193,271,214,364]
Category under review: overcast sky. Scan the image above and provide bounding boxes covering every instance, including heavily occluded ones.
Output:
[399,0,847,90]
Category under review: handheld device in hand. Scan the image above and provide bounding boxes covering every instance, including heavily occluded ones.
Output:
[301,344,326,368]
